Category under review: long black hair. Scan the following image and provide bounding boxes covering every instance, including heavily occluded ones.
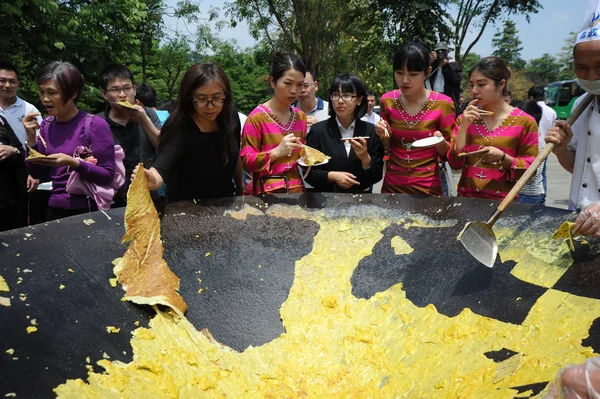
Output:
[159,62,236,165]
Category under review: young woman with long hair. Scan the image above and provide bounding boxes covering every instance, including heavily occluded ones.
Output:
[241,52,308,194]
[447,57,538,199]
[135,62,243,201]
[376,42,456,196]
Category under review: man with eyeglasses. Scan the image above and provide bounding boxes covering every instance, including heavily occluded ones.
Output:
[97,64,162,207]
[0,61,42,227]
[294,70,329,131]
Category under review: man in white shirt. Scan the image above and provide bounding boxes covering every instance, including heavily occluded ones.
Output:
[545,0,600,237]
[360,92,381,125]
[0,62,41,196]
[295,70,329,131]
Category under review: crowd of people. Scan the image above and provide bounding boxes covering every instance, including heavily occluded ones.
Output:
[0,34,599,236]
[1,1,600,391]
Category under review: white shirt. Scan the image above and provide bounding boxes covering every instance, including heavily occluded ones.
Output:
[433,70,445,93]
[537,101,557,138]
[360,111,381,125]
[567,95,600,211]
[0,97,42,148]
[336,116,356,156]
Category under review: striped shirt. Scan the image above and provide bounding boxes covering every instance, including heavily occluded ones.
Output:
[379,90,456,195]
[447,108,539,200]
[241,104,307,194]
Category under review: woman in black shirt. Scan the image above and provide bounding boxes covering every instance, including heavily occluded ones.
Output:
[135,63,243,201]
[305,74,384,193]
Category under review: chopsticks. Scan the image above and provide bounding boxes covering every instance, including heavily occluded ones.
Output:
[384,127,390,138]
[340,136,370,141]
[457,148,489,157]
[478,109,494,116]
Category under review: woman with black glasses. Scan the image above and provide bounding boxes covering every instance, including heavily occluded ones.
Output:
[134,63,244,201]
[305,74,384,193]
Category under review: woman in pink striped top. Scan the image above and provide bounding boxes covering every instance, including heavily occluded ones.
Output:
[241,52,308,195]
[376,42,456,196]
[447,56,538,200]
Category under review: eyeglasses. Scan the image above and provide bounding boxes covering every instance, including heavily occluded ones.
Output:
[0,78,19,86]
[192,97,226,107]
[302,82,314,89]
[106,86,134,95]
[331,93,356,102]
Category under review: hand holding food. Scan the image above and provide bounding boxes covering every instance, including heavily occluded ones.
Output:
[26,152,79,168]
[23,112,41,143]
[461,100,481,130]
[375,120,390,139]
[480,146,506,165]
[132,164,158,189]
[573,202,600,237]
[300,145,330,166]
[273,133,303,159]
[349,138,370,165]
[115,101,148,123]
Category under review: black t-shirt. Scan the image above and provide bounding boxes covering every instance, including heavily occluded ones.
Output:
[153,116,240,202]
[0,115,27,208]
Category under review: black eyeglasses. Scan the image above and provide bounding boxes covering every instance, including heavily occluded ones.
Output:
[192,97,226,107]
[106,86,134,95]
[331,93,356,102]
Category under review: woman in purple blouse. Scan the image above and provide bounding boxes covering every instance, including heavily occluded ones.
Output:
[24,61,116,221]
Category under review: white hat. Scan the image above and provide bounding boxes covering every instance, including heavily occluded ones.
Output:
[577,0,600,44]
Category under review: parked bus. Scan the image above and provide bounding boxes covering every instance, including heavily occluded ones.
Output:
[545,80,585,120]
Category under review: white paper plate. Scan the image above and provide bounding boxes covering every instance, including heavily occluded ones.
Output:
[298,157,329,167]
[411,136,444,148]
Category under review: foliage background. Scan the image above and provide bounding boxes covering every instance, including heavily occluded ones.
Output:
[1,0,577,115]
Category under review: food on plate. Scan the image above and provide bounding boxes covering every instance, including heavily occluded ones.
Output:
[300,145,330,166]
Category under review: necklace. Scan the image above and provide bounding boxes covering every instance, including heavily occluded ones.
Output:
[393,90,435,129]
[259,104,297,133]
[473,109,519,143]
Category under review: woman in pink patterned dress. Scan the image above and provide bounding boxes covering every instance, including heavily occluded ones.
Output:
[376,42,456,196]
[241,52,308,195]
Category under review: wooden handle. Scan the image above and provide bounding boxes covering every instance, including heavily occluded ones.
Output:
[497,93,595,212]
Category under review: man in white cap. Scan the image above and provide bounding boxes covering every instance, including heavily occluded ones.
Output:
[545,0,600,237]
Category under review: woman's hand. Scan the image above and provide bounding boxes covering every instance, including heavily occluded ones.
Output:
[328,171,359,189]
[349,137,370,166]
[29,153,79,168]
[481,146,505,164]
[375,120,391,139]
[461,100,481,131]
[272,133,303,159]
[132,164,159,189]
[23,112,41,144]
[26,176,40,193]
[545,121,573,155]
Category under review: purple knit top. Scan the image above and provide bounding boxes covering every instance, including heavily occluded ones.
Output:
[29,111,116,210]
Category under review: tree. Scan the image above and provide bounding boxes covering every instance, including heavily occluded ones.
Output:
[207,42,272,114]
[507,69,534,102]
[460,52,482,92]
[224,0,350,76]
[451,0,541,64]
[151,36,194,101]
[524,54,561,86]
[375,0,453,53]
[557,31,578,81]
[491,20,525,69]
